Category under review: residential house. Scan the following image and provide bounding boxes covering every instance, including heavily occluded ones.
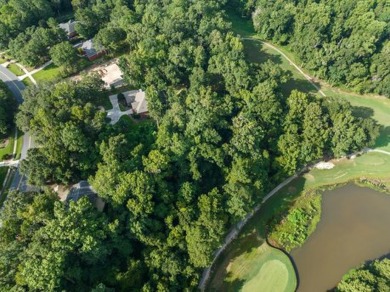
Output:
[66,181,105,211]
[81,39,106,61]
[101,63,124,88]
[59,20,77,38]
[124,90,148,117]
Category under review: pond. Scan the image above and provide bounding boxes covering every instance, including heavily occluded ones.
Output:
[291,184,390,291]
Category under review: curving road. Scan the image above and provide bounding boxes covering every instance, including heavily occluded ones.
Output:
[0,65,34,192]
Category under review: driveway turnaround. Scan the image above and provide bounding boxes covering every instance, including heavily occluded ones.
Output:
[107,94,133,124]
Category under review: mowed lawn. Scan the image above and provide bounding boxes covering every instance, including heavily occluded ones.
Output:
[7,63,25,76]
[0,129,16,159]
[209,240,296,292]
[32,63,62,83]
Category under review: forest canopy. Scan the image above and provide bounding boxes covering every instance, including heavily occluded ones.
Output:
[0,81,17,137]
[0,0,383,291]
[252,0,390,97]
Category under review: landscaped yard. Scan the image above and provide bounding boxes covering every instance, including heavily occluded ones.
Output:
[22,77,34,87]
[15,131,23,160]
[32,63,62,83]
[0,55,7,64]
[7,63,25,76]
[0,130,16,160]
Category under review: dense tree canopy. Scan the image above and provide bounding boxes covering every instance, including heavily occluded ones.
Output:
[0,0,72,48]
[253,0,390,97]
[8,19,66,66]
[0,0,383,291]
[0,190,132,291]
[16,75,107,185]
[337,259,390,291]
[0,81,17,137]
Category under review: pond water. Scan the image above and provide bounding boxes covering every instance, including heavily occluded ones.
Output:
[291,184,390,292]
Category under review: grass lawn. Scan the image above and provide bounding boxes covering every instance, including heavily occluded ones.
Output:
[0,129,16,160]
[209,240,296,292]
[15,130,24,160]
[7,63,25,76]
[22,77,34,87]
[0,55,7,64]
[32,63,63,83]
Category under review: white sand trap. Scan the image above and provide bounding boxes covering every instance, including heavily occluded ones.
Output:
[315,162,335,170]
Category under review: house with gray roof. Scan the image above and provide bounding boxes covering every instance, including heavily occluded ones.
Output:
[81,39,106,61]
[66,181,105,211]
[59,20,77,38]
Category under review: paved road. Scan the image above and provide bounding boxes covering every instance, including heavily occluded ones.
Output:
[0,65,33,192]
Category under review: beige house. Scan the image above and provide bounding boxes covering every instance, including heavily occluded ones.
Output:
[101,63,124,88]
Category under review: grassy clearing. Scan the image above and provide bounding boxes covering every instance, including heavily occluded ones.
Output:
[33,58,93,83]
[7,63,25,76]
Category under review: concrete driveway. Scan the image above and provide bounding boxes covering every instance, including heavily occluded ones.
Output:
[107,94,133,124]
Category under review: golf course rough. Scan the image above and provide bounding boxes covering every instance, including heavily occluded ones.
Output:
[225,243,297,292]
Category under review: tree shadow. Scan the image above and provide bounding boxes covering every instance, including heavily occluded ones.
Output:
[352,106,375,119]
[375,126,390,149]
[242,39,283,65]
[223,274,246,292]
[207,232,264,291]
[280,77,319,97]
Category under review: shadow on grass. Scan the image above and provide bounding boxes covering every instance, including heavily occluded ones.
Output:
[208,232,264,291]
[223,274,246,292]
[242,39,283,65]
[375,126,390,149]
[352,106,375,119]
[281,77,319,97]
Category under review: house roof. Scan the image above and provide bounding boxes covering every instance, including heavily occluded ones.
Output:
[66,180,96,203]
[123,90,139,105]
[59,20,77,35]
[81,39,104,58]
[101,63,123,88]
[131,90,148,114]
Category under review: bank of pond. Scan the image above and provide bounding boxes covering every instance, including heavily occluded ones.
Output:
[208,182,390,291]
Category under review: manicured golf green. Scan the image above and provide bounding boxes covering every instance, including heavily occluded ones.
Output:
[219,242,296,292]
